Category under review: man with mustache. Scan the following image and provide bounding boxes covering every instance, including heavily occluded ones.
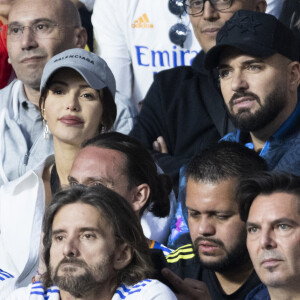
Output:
[164,142,267,300]
[5,185,177,300]
[237,172,300,299]
[0,0,87,186]
[205,10,300,175]
[130,0,267,185]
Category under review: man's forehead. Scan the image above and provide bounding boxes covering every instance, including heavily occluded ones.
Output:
[248,192,300,222]
[186,178,238,209]
[52,202,110,233]
[71,147,127,180]
[9,0,60,23]
[76,147,126,168]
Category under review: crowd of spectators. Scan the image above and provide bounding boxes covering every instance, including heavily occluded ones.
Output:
[1,0,300,299]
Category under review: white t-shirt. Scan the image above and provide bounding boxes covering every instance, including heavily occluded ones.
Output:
[4,279,177,300]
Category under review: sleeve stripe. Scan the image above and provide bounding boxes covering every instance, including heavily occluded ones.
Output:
[167,253,195,263]
[166,244,194,257]
[166,244,196,263]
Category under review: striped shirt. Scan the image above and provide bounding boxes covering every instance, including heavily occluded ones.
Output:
[0,269,14,282]
[5,279,176,299]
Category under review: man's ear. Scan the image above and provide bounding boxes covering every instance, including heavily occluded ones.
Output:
[74,27,88,49]
[131,183,150,215]
[256,0,267,13]
[288,61,300,92]
[113,243,133,270]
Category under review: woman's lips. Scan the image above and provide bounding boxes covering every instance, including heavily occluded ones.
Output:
[59,115,84,125]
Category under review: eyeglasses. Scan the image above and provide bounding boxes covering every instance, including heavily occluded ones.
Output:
[7,21,74,41]
[168,0,190,48]
[184,0,234,16]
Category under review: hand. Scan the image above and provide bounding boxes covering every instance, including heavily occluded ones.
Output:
[153,136,168,154]
[162,268,212,300]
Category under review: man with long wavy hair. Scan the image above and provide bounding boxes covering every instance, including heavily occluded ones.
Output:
[5,185,176,300]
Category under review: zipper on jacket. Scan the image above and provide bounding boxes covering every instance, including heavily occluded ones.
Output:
[24,151,29,165]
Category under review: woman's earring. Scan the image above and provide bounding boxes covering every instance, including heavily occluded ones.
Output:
[43,119,50,141]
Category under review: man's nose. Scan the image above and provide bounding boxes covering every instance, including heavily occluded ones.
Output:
[260,228,277,250]
[231,71,249,92]
[198,216,216,236]
[202,0,219,21]
[20,27,38,51]
[63,237,80,257]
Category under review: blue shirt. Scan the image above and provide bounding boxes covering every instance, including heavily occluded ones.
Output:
[222,100,300,175]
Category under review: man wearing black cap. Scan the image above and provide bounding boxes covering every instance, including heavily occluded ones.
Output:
[205,10,300,175]
[130,0,267,186]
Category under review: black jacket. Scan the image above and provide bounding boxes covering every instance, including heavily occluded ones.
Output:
[130,51,233,182]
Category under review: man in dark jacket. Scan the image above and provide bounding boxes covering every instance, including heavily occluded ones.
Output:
[130,0,267,184]
[205,10,300,176]
[163,142,267,300]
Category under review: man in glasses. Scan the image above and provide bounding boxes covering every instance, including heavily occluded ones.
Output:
[130,0,268,187]
[0,0,87,186]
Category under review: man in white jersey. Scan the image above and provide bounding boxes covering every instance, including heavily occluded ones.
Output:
[5,185,176,300]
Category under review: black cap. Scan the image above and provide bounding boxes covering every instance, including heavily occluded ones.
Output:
[205,10,299,69]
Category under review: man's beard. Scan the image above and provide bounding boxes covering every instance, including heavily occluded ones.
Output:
[193,229,250,272]
[50,256,113,298]
[227,86,286,132]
